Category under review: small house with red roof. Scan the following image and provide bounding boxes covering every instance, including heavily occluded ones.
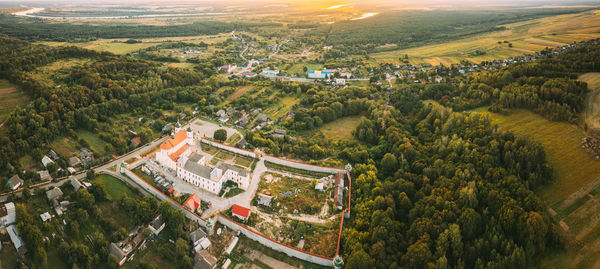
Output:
[183,193,202,213]
[232,204,250,221]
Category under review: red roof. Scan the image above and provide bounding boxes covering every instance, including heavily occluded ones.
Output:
[183,193,202,211]
[131,137,142,145]
[232,204,250,218]
[169,143,190,162]
[160,129,188,150]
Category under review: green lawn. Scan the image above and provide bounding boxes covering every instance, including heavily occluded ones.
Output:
[318,116,363,141]
[94,174,140,201]
[76,129,110,156]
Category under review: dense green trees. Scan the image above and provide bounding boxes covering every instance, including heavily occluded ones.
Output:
[214,129,227,141]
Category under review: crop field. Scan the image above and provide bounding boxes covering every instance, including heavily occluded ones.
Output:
[0,79,28,124]
[318,116,363,141]
[474,108,600,268]
[264,95,299,120]
[370,10,600,65]
[581,73,600,130]
[227,85,254,100]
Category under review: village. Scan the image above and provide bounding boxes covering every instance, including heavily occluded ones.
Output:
[0,117,350,269]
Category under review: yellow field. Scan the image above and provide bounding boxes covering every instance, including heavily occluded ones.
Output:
[38,33,230,55]
[318,116,363,140]
[371,10,600,65]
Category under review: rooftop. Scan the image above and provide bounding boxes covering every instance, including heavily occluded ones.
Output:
[184,160,213,180]
[160,129,188,150]
[232,204,250,218]
[217,162,249,177]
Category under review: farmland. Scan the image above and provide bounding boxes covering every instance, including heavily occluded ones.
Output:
[473,108,600,268]
[370,10,600,65]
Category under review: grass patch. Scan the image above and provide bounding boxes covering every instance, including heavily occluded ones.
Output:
[75,129,110,156]
[475,109,600,205]
[50,137,80,157]
[257,172,326,215]
[264,161,333,179]
[235,156,254,168]
[94,174,140,201]
[0,79,28,123]
[226,133,242,145]
[554,195,590,221]
[124,239,177,269]
[216,151,235,160]
[235,235,328,269]
[318,116,363,141]
[227,86,253,100]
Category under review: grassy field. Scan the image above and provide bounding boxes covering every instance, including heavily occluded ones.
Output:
[265,95,299,120]
[227,85,253,100]
[94,174,140,201]
[581,73,600,130]
[370,10,600,65]
[318,116,363,141]
[0,79,28,124]
[76,129,109,156]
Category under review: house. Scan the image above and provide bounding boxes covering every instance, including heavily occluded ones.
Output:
[79,148,94,164]
[155,128,194,171]
[307,70,329,79]
[334,78,346,86]
[41,155,54,167]
[183,194,202,213]
[235,138,248,149]
[190,228,207,246]
[0,202,16,226]
[7,175,23,190]
[256,113,268,122]
[69,156,81,167]
[130,137,142,147]
[37,170,52,181]
[46,187,63,202]
[333,172,344,209]
[261,69,279,76]
[215,109,226,118]
[48,150,60,161]
[67,167,77,174]
[194,249,218,269]
[274,129,287,136]
[216,162,250,190]
[219,116,229,123]
[315,182,324,192]
[71,178,85,191]
[149,215,165,236]
[232,204,250,221]
[7,225,26,256]
[40,212,52,222]
[257,194,273,207]
[109,242,127,266]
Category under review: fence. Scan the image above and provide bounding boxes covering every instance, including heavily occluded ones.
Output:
[216,214,334,267]
[201,139,257,158]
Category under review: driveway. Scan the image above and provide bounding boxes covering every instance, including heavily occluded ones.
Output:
[189,118,241,140]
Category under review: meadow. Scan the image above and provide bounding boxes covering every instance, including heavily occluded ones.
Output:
[370,10,600,65]
[317,116,363,141]
[0,79,28,125]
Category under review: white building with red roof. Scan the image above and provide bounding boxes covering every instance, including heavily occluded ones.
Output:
[155,127,194,171]
[232,204,250,221]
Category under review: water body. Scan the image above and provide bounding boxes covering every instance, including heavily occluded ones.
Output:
[12,7,232,19]
[327,4,352,10]
[351,12,378,20]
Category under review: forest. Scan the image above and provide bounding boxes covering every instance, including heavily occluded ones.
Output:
[0,15,273,42]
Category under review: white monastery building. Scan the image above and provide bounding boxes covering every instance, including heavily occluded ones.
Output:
[155,126,250,195]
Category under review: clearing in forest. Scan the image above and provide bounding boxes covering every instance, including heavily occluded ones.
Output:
[0,79,28,124]
[318,116,363,141]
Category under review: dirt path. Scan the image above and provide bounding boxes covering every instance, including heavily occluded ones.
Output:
[244,249,298,269]
[556,176,600,212]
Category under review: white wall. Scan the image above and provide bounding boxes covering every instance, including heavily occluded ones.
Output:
[201,139,257,158]
[263,156,346,174]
